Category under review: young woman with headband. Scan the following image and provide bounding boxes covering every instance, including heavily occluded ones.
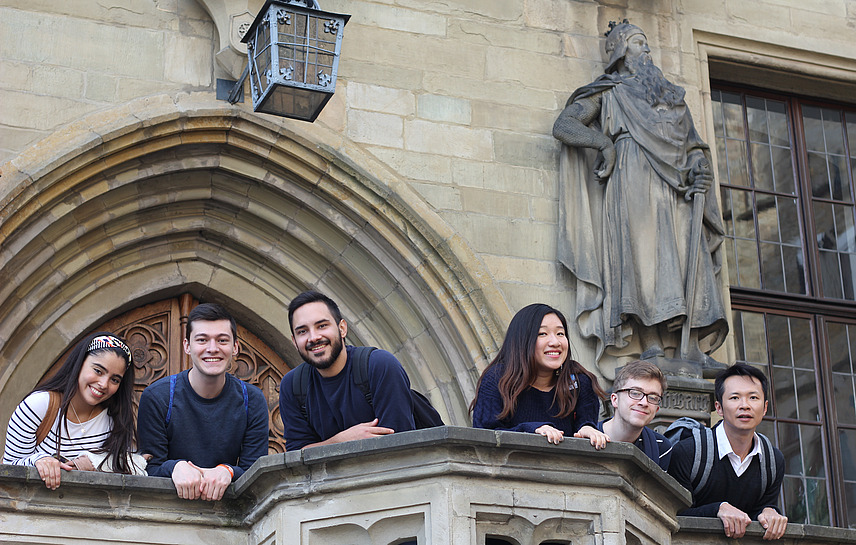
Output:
[3,331,139,489]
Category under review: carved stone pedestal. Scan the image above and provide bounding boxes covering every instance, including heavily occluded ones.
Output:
[641,356,715,430]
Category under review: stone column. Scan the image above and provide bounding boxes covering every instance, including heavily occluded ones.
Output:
[646,356,715,429]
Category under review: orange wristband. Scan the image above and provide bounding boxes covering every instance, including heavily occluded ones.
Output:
[217,464,234,479]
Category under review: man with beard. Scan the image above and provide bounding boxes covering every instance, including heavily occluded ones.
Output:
[278,290,416,451]
[552,21,727,373]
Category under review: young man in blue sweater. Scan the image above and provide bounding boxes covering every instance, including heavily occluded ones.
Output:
[279,291,416,451]
[138,303,269,501]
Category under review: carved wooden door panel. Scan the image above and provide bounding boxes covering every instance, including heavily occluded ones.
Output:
[43,294,292,453]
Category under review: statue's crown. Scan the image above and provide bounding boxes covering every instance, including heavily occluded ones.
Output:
[604,19,627,38]
[604,20,644,51]
[603,19,645,72]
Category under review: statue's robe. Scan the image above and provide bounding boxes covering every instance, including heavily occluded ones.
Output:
[559,73,728,362]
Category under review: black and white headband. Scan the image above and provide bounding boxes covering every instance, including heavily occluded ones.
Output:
[87,335,132,364]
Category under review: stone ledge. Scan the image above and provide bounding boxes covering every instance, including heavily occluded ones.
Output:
[2,427,688,526]
[238,426,689,500]
[676,516,856,544]
[0,463,248,526]
[2,430,853,544]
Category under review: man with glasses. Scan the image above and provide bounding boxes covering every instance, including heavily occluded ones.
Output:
[597,360,671,470]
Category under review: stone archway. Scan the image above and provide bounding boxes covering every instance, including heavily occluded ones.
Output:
[0,96,509,443]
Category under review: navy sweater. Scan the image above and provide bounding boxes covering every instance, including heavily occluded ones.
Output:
[279,346,416,451]
[668,426,785,518]
[137,370,269,479]
[472,364,600,434]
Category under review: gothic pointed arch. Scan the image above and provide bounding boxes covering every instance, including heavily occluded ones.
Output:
[0,95,509,440]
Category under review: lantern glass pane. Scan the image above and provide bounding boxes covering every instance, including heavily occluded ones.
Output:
[275,11,339,89]
[257,85,331,121]
[259,20,273,89]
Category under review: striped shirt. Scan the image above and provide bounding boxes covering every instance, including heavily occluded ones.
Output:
[3,390,113,466]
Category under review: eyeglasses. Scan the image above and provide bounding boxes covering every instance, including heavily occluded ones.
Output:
[614,388,662,406]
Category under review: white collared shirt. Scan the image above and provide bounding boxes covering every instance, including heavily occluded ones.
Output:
[716,423,762,477]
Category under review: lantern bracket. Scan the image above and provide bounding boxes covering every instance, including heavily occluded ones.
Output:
[216,64,250,104]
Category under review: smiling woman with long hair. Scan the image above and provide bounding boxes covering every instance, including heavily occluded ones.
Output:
[3,332,139,489]
[471,304,609,448]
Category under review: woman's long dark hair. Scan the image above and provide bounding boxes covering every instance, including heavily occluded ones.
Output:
[470,303,606,420]
[33,331,137,474]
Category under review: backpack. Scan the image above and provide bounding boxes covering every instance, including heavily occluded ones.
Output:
[665,417,779,503]
[291,346,444,429]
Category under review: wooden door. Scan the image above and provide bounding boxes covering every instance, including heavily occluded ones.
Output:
[42,294,296,453]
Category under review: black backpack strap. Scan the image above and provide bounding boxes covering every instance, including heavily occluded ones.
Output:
[350,346,376,406]
[691,426,715,497]
[758,432,777,500]
[291,362,311,421]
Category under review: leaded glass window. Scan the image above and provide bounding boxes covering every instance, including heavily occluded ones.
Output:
[715,84,856,527]
[732,309,829,525]
[826,321,856,525]
[714,91,804,293]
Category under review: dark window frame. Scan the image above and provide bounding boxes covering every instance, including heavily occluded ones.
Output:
[715,81,856,527]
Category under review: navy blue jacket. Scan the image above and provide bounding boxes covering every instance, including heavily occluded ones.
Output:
[279,346,416,451]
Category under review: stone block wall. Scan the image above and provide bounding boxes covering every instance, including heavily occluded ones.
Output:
[309,0,856,320]
[2,0,855,384]
[0,2,215,161]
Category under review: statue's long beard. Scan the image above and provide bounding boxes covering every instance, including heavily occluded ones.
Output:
[625,54,685,108]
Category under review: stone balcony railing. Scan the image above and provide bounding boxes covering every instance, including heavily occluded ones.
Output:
[1,427,855,544]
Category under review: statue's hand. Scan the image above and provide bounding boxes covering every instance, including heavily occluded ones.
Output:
[686,156,712,199]
[594,143,616,183]
[687,171,712,199]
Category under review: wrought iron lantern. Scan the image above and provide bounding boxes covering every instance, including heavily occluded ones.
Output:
[240,0,349,122]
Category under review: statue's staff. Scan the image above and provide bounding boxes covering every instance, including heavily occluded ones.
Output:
[680,157,711,360]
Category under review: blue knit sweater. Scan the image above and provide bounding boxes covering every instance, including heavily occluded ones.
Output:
[137,370,269,479]
[472,364,600,434]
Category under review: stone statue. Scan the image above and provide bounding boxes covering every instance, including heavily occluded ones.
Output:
[552,21,727,376]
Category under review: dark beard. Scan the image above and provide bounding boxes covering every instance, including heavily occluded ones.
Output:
[624,54,685,108]
[299,335,344,370]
